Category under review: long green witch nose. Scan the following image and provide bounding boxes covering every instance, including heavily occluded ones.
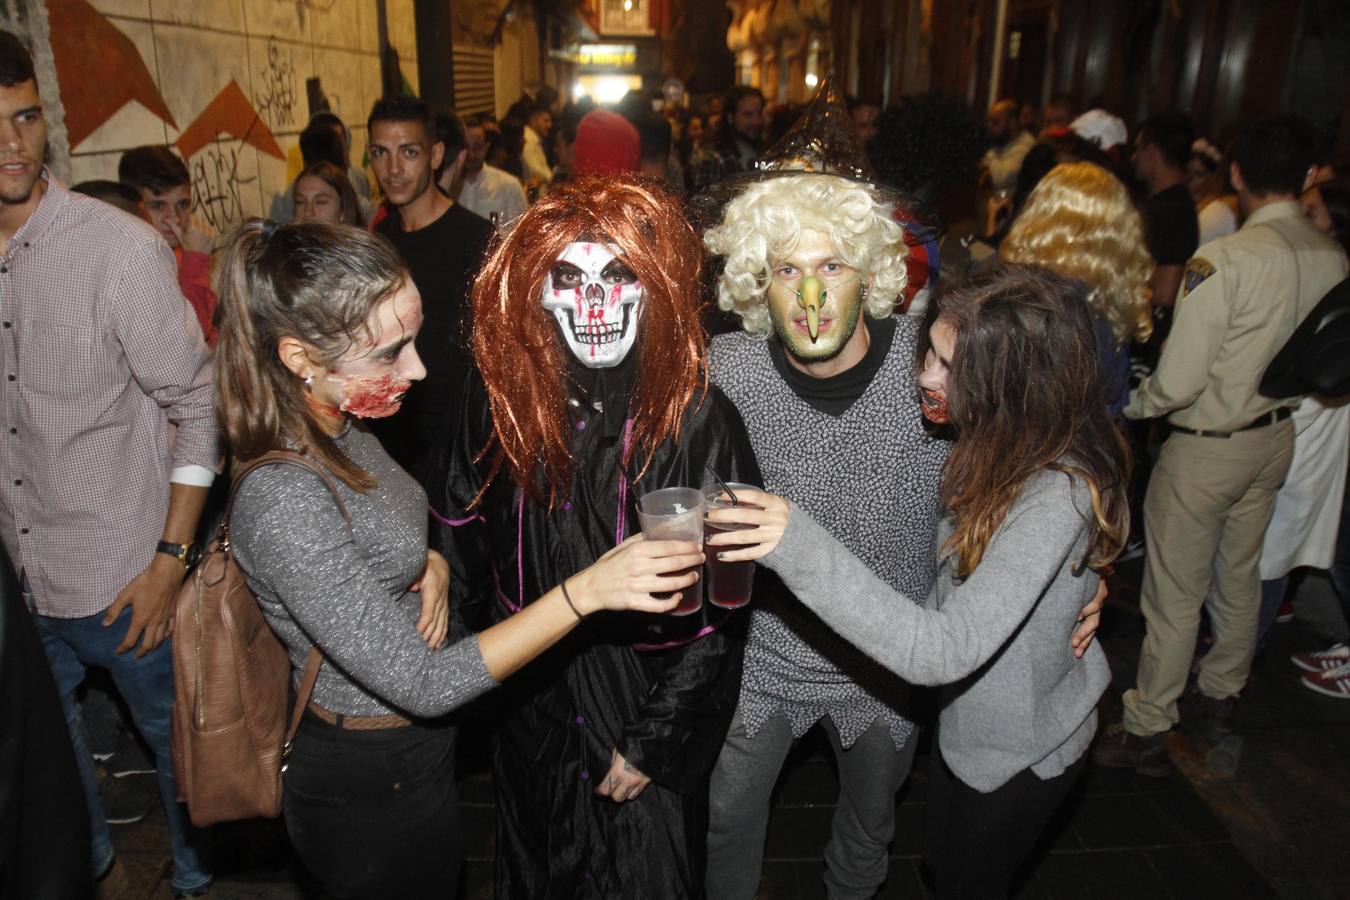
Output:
[795,275,825,342]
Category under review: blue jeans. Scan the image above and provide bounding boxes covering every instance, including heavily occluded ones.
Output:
[33,604,211,893]
[1333,478,1350,613]
[1256,575,1290,649]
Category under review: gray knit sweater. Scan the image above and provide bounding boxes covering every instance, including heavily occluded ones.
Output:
[230,426,497,718]
[710,318,948,749]
[762,467,1110,792]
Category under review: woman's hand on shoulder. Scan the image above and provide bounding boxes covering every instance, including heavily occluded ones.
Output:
[410,549,451,650]
[704,488,791,562]
[567,534,701,616]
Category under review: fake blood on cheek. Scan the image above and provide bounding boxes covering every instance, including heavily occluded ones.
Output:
[919,387,951,424]
[335,372,413,418]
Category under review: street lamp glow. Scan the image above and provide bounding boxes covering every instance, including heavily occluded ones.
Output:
[804,72,819,88]
[596,75,632,104]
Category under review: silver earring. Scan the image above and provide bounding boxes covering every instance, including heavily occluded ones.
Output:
[304,374,314,387]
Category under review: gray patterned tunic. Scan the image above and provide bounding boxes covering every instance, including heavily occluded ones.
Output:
[709,316,949,748]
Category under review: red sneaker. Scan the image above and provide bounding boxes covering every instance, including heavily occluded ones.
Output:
[1301,663,1350,699]
[1291,643,1350,672]
[1276,599,1295,623]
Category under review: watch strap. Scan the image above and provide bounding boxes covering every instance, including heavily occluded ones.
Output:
[157,540,190,563]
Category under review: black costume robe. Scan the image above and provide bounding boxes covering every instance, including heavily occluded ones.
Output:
[440,362,760,899]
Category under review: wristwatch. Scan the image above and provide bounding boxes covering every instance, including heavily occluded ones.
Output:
[157,540,203,569]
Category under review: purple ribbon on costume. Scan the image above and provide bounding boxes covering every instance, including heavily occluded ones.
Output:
[490,416,732,650]
[428,506,484,528]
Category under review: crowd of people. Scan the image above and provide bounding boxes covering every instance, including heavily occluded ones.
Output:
[2,21,1349,900]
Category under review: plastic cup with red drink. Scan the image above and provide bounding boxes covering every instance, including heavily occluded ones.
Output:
[636,487,705,616]
[702,483,759,609]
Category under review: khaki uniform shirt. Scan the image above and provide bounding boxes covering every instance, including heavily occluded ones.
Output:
[1126,201,1348,432]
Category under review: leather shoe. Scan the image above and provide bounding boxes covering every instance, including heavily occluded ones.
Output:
[1091,720,1171,776]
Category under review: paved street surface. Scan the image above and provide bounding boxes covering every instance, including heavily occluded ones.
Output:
[111,558,1350,898]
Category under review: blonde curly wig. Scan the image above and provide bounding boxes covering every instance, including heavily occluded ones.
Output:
[1000,162,1154,345]
[705,174,909,336]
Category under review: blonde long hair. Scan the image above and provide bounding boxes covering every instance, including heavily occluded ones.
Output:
[1000,162,1153,345]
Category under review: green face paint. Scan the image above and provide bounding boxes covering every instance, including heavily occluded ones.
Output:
[765,228,867,364]
[769,274,863,363]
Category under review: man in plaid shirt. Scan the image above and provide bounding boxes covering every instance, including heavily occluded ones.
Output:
[0,32,217,898]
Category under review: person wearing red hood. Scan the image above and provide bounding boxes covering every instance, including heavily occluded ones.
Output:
[571,109,642,177]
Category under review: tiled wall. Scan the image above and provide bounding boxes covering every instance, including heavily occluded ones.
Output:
[59,0,420,233]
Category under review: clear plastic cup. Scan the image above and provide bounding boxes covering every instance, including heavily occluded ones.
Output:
[636,487,705,615]
[703,483,759,609]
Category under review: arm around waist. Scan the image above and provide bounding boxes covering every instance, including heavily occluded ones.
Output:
[230,465,497,718]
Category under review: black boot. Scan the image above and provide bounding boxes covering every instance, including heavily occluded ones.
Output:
[1184,685,1242,777]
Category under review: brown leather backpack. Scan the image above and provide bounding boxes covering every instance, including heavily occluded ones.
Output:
[170,451,347,827]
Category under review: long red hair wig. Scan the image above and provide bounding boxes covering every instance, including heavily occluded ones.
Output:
[471,175,708,507]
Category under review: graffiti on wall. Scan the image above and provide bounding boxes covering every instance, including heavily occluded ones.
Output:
[47,0,402,223]
[175,81,285,231]
[47,0,177,147]
[176,80,285,161]
[254,38,299,130]
[190,133,257,232]
[48,0,287,230]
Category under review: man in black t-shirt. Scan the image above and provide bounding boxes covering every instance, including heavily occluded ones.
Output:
[367,96,493,490]
[1134,112,1199,353]
[1124,112,1200,556]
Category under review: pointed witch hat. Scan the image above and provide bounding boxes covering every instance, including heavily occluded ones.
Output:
[691,70,942,245]
[754,68,874,181]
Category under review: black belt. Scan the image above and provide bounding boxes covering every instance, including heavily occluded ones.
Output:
[1170,406,1292,439]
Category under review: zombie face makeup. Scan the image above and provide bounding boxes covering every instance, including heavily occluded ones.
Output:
[541,241,646,368]
[311,281,426,420]
[766,229,864,363]
[328,371,414,418]
[917,317,955,424]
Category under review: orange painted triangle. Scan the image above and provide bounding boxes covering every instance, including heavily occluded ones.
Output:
[48,0,178,149]
[175,80,285,161]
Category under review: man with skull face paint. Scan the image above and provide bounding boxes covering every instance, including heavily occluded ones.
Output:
[439,176,761,897]
[543,241,646,365]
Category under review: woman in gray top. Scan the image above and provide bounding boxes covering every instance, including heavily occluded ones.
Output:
[706,265,1128,898]
[213,220,703,899]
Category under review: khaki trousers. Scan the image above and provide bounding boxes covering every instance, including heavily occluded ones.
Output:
[1123,420,1294,736]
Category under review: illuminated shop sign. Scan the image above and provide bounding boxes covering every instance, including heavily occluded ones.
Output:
[573,43,638,67]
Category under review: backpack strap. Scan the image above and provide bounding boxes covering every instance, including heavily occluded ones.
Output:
[226,449,353,531]
[226,450,354,742]
[284,647,323,747]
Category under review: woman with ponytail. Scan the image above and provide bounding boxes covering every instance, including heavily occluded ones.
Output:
[704,264,1128,898]
[215,220,704,898]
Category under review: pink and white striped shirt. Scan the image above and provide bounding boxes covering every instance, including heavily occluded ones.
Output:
[0,174,219,617]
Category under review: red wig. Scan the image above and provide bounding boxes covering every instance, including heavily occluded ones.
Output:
[471,175,708,507]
